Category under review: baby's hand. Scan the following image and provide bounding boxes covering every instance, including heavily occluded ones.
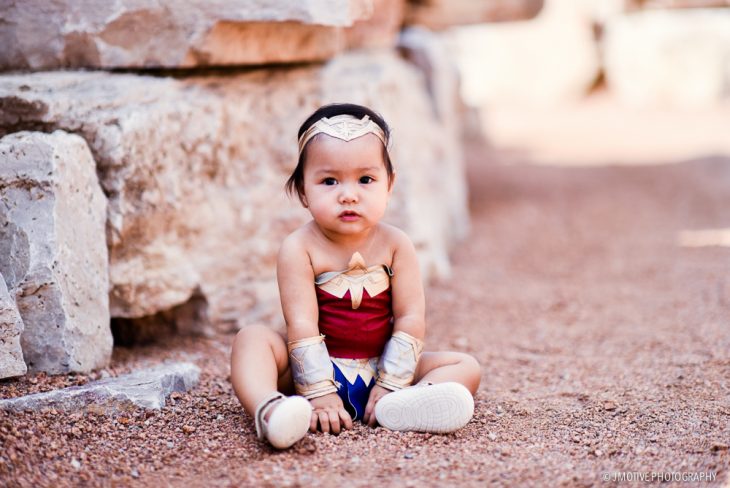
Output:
[308,392,353,434]
[363,385,391,427]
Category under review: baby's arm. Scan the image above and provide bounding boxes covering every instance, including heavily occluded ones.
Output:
[277,233,319,341]
[277,233,353,434]
[389,229,427,340]
[364,228,427,426]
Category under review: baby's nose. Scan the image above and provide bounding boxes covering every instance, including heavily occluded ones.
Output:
[338,184,358,203]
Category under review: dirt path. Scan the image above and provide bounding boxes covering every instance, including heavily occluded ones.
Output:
[2,147,730,486]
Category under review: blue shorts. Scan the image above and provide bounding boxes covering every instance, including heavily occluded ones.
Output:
[331,357,379,421]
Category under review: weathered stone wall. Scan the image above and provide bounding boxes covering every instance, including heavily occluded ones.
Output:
[405,0,544,29]
[0,131,111,374]
[0,0,374,70]
[0,275,26,378]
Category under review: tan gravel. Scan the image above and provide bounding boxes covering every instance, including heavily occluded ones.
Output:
[2,146,730,486]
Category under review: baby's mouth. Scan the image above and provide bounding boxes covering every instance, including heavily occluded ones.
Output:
[339,210,360,220]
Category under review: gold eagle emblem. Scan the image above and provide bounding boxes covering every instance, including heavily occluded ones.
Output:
[315,252,392,310]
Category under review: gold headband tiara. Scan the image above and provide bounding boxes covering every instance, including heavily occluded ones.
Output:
[298,114,387,155]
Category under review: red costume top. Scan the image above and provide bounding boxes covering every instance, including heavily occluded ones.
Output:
[315,252,394,359]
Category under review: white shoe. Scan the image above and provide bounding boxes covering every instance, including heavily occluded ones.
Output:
[374,382,474,433]
[254,393,312,449]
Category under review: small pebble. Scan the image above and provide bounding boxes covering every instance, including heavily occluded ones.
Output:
[70,459,81,470]
[404,452,415,459]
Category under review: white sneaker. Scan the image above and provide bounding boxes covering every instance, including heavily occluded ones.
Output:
[374,382,474,433]
[255,393,312,449]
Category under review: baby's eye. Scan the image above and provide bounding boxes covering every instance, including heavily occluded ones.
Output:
[359,176,374,184]
[322,177,337,186]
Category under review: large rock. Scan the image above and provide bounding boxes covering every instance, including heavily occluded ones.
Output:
[604,9,730,107]
[346,0,406,49]
[0,274,26,379]
[0,50,468,329]
[0,362,200,414]
[405,0,544,30]
[0,0,372,70]
[0,131,111,373]
[398,27,469,277]
[446,0,600,106]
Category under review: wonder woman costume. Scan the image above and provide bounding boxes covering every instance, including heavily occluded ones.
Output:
[287,251,424,420]
[315,252,393,420]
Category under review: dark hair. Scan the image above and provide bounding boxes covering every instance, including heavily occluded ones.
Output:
[285,103,395,206]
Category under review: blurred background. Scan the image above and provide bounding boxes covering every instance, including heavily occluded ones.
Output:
[446,0,730,166]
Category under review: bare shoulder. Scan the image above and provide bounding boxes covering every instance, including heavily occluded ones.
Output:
[378,223,417,261]
[377,222,409,244]
[278,223,316,268]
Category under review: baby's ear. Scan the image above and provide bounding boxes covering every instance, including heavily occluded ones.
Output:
[388,171,397,193]
[301,194,309,208]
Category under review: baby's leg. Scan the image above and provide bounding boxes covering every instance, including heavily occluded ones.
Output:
[374,351,481,433]
[230,325,293,416]
[414,351,481,394]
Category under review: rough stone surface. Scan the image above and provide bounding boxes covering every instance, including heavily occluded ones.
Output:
[0,50,467,329]
[0,0,373,70]
[405,0,544,30]
[0,362,200,413]
[0,274,26,379]
[398,27,470,277]
[0,131,111,373]
[345,0,406,49]
[446,0,600,106]
[604,9,730,107]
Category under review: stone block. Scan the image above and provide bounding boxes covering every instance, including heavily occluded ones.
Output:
[405,0,544,30]
[445,0,600,106]
[0,274,26,379]
[0,0,372,70]
[398,27,470,277]
[346,0,406,49]
[0,50,467,329]
[0,131,111,373]
[604,9,730,107]
[0,362,200,414]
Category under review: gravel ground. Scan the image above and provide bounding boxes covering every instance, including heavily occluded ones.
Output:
[2,147,729,486]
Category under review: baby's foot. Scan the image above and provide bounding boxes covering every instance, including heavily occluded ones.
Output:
[374,382,474,433]
[255,393,312,449]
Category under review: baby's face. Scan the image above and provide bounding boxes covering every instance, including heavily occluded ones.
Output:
[302,133,392,240]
